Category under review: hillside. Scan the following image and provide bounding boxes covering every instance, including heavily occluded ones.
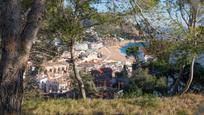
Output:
[23,94,204,115]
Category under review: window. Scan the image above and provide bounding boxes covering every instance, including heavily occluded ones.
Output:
[44,70,47,74]
[58,68,61,73]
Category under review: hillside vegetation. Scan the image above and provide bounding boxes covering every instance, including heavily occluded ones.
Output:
[23,94,204,115]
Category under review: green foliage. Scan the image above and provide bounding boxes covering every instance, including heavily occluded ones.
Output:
[149,26,204,68]
[148,0,204,68]
[126,46,139,57]
[70,71,97,95]
[132,69,157,92]
[184,63,204,84]
[126,0,160,15]
[125,68,167,96]
[80,72,97,94]
[149,40,176,62]
[93,13,125,37]
[23,76,43,100]
[44,0,91,42]
[48,9,82,41]
[169,27,204,66]
[155,76,167,92]
[202,1,204,6]
[44,0,122,42]
[148,61,180,76]
[137,0,160,10]
[123,86,143,98]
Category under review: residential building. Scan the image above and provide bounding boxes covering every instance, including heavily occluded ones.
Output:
[37,59,71,93]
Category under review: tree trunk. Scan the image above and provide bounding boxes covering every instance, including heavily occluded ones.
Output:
[69,38,86,99]
[181,56,196,95]
[0,50,28,114]
[180,0,198,95]
[172,65,185,95]
[0,0,44,114]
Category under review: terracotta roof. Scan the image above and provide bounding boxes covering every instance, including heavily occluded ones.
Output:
[41,61,69,67]
[141,48,151,55]
[78,60,101,66]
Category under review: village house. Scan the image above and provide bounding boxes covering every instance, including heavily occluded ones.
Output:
[91,67,113,89]
[37,59,72,93]
[89,42,104,50]
[90,65,130,90]
[74,42,89,51]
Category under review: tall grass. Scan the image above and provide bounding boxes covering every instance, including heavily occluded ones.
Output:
[22,94,204,115]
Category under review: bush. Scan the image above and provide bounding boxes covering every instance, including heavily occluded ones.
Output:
[24,76,43,100]
[155,76,167,94]
[81,72,97,94]
[184,63,204,84]
[124,68,167,97]
[123,86,143,98]
[70,71,97,96]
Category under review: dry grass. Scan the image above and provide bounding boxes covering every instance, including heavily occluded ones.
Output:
[22,93,204,115]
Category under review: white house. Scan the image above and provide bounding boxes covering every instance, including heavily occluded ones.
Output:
[90,42,104,50]
[82,51,101,62]
[37,59,71,93]
[75,43,89,51]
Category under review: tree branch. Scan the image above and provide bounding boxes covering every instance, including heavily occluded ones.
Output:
[129,0,157,39]
[20,0,45,54]
[178,0,190,28]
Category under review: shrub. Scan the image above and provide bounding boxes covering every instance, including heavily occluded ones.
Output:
[24,76,43,100]
[70,71,97,96]
[124,68,167,97]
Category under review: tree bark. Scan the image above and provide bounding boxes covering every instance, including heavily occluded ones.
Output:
[181,56,196,95]
[69,38,86,99]
[180,0,198,95]
[0,0,44,114]
[172,65,185,95]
